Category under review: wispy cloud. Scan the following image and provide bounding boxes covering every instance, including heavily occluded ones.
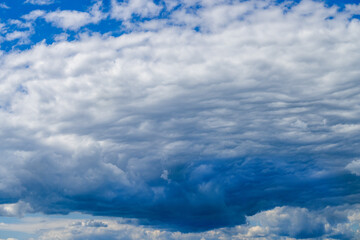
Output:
[24,0,54,5]
[22,1,106,31]
[0,3,9,9]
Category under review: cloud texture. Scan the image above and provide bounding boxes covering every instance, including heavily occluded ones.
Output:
[1,0,360,238]
[2,205,360,240]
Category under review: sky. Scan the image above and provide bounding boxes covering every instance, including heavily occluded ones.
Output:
[1,0,360,239]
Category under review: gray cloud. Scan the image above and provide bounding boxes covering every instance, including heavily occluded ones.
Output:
[0,0,360,237]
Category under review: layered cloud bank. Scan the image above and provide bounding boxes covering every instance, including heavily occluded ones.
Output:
[1,205,360,239]
[1,0,360,239]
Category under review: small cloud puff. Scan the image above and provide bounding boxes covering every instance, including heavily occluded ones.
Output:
[111,0,162,21]
[345,159,360,176]
[22,1,105,30]
[22,10,46,21]
[0,0,360,236]
[44,1,106,30]
[0,3,9,9]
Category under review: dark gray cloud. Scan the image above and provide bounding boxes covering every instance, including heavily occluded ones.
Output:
[0,0,360,238]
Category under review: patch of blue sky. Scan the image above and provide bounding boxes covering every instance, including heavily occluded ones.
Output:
[324,0,360,7]
[84,18,124,36]
[0,230,35,240]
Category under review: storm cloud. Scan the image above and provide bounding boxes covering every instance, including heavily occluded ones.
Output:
[1,0,360,238]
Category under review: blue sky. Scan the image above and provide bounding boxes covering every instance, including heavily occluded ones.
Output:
[1,0,360,239]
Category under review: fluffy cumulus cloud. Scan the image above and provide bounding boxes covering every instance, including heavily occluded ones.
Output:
[43,1,105,30]
[1,0,360,239]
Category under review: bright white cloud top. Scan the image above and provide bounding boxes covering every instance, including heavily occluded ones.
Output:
[1,0,360,239]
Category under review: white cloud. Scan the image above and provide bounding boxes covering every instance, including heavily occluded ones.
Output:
[44,10,96,30]
[1,1,359,177]
[345,159,360,176]
[111,0,162,21]
[5,30,31,43]
[22,10,46,21]
[0,3,9,9]
[345,3,360,15]
[24,0,54,5]
[0,201,33,217]
[42,1,106,30]
[247,206,327,238]
[53,32,69,42]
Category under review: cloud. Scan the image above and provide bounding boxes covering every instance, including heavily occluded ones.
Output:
[44,10,98,30]
[0,205,358,239]
[245,205,360,240]
[345,159,360,176]
[5,31,31,42]
[21,1,106,31]
[0,0,360,237]
[0,3,9,9]
[43,1,106,30]
[1,18,35,46]
[22,10,46,21]
[0,201,33,217]
[345,3,360,15]
[110,0,162,21]
[247,206,327,238]
[24,0,54,5]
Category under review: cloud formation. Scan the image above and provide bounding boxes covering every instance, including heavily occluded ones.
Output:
[110,0,162,21]
[0,0,360,238]
[0,201,33,217]
[24,0,54,5]
[1,204,359,239]
[346,159,360,176]
[22,1,106,31]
